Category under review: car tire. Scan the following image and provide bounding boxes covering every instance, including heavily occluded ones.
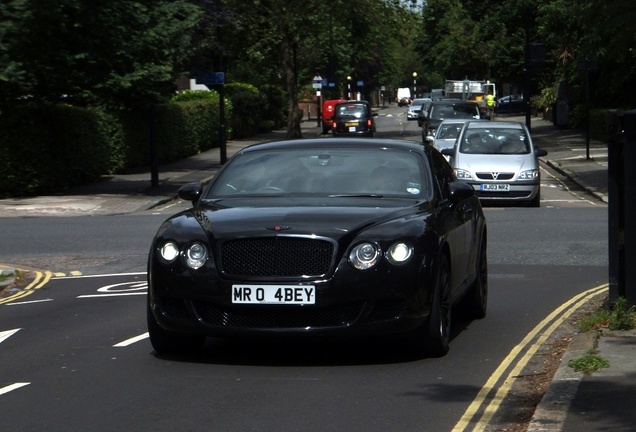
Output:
[462,233,488,319]
[147,302,205,355]
[408,254,451,358]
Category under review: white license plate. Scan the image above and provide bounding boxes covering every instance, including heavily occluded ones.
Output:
[232,285,315,305]
[348,126,357,132]
[481,183,510,191]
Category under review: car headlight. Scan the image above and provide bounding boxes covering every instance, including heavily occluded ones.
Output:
[386,242,413,265]
[518,169,539,180]
[160,241,179,263]
[349,242,381,270]
[454,169,473,180]
[185,242,208,269]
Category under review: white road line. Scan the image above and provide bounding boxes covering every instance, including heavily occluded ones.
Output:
[57,272,146,279]
[6,299,54,306]
[78,292,146,298]
[114,333,149,347]
[0,328,21,344]
[0,382,30,396]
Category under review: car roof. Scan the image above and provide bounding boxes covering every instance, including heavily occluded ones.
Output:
[238,138,426,154]
[464,120,525,130]
[438,119,472,125]
[335,100,370,106]
[431,100,478,106]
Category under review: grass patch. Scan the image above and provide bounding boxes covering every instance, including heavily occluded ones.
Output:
[578,296,636,332]
[568,349,610,373]
[568,297,636,373]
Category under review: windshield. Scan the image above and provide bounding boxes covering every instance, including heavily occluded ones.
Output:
[206,148,431,199]
[459,129,530,155]
[437,123,465,139]
[430,104,479,120]
[334,103,369,119]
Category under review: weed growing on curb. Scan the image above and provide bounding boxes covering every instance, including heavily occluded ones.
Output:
[568,349,610,373]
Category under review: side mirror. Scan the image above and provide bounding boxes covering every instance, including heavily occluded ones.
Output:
[440,148,454,157]
[535,148,548,157]
[178,181,203,205]
[449,181,475,200]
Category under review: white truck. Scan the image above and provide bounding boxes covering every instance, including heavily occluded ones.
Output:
[396,87,411,106]
[444,79,496,101]
[444,79,496,117]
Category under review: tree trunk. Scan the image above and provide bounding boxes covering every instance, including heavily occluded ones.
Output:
[282,37,302,139]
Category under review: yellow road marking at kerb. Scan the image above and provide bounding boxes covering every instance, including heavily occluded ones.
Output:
[540,165,599,206]
[453,283,608,432]
[0,270,53,305]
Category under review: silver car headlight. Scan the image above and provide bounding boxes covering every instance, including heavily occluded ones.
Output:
[386,242,413,265]
[518,169,539,180]
[185,242,208,269]
[349,242,381,270]
[159,241,179,263]
[455,169,473,180]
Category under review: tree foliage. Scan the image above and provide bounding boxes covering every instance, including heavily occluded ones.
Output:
[0,0,203,110]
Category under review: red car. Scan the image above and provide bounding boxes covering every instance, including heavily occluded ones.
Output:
[321,99,347,134]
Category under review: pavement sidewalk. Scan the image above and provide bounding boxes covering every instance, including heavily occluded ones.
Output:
[0,113,630,431]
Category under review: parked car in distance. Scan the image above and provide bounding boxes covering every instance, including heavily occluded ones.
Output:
[407,98,431,121]
[331,100,377,137]
[427,119,473,160]
[494,95,525,115]
[441,120,548,207]
[322,99,347,134]
[147,138,488,358]
[421,101,481,143]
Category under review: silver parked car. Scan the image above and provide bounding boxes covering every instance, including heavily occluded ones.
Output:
[441,121,547,207]
[407,98,431,120]
[426,119,473,160]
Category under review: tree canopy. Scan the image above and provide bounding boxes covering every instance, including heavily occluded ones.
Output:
[1,0,634,130]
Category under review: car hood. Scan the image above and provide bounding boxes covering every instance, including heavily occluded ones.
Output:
[191,198,426,240]
[455,153,538,173]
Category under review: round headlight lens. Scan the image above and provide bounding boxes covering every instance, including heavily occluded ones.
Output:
[349,242,381,270]
[387,242,413,265]
[160,241,179,262]
[185,242,208,269]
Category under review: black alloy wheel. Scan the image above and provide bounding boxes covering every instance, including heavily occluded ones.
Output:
[408,254,452,358]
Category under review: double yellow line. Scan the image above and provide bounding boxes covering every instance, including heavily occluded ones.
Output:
[0,270,53,305]
[453,283,608,431]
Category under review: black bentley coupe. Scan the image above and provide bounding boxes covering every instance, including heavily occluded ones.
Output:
[147,138,488,358]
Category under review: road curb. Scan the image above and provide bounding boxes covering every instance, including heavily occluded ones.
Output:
[527,331,597,431]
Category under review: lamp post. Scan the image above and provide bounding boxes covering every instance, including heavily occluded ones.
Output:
[412,72,417,99]
[347,76,352,100]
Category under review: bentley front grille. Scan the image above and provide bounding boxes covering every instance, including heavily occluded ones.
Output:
[220,237,334,277]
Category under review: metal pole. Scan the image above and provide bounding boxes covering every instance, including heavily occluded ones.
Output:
[585,64,591,159]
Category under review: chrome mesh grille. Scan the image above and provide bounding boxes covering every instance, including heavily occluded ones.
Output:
[220,237,334,277]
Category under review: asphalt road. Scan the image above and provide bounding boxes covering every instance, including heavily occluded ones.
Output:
[0,106,608,431]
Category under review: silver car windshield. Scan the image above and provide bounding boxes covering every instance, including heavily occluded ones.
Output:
[206,148,431,198]
[459,129,530,155]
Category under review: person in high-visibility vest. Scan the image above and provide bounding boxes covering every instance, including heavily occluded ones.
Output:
[485,93,495,119]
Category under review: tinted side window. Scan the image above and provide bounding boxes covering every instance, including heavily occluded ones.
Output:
[428,147,455,201]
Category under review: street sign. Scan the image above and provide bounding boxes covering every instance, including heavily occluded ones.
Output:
[312,75,323,89]
[196,72,225,86]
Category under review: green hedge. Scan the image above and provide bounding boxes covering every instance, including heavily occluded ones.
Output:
[0,104,110,197]
[0,82,290,198]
